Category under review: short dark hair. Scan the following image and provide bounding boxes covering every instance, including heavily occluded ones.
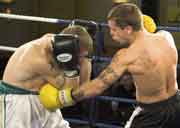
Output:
[107,3,143,31]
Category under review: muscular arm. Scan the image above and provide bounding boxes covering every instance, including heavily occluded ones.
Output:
[72,49,129,101]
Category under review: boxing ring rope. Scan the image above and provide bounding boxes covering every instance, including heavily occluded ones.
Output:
[96,96,136,104]
[0,13,180,32]
[157,26,180,32]
[66,118,122,128]
[0,45,17,52]
[0,13,107,30]
[0,12,180,128]
[0,13,72,24]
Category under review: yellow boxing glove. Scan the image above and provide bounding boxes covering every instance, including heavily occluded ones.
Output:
[143,14,157,33]
[39,83,75,111]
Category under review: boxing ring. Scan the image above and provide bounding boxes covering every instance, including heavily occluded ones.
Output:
[0,12,180,128]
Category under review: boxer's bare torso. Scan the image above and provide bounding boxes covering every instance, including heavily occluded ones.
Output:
[126,32,178,103]
[2,34,61,91]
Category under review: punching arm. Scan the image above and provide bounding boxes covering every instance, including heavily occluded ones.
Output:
[72,50,128,101]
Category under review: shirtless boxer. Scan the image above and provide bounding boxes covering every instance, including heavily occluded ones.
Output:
[1,25,93,128]
[41,3,180,128]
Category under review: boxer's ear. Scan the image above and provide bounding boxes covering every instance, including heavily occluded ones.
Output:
[124,26,133,34]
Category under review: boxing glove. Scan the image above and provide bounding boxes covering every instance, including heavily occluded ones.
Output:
[39,83,75,110]
[52,34,80,77]
[143,14,157,33]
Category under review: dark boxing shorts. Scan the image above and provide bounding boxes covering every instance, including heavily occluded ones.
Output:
[125,91,180,128]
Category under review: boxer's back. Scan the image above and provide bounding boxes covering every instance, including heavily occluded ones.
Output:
[128,32,178,103]
[3,40,51,91]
